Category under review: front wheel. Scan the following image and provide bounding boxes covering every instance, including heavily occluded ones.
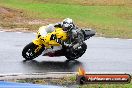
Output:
[65,42,87,60]
[22,42,44,60]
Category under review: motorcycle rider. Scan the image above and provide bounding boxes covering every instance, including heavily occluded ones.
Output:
[39,18,81,56]
[51,18,84,50]
[38,18,84,52]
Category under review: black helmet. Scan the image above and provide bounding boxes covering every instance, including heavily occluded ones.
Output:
[62,18,74,31]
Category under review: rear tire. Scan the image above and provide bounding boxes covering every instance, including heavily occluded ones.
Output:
[22,42,44,60]
[65,42,87,60]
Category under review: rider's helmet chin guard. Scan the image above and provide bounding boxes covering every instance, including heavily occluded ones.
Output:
[62,18,74,31]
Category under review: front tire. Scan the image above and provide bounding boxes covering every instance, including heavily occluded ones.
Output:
[65,42,87,60]
[22,42,44,60]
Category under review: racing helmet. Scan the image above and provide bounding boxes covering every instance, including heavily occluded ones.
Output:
[62,18,74,31]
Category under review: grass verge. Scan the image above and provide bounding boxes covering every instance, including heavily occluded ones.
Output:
[9,75,132,88]
[0,0,132,38]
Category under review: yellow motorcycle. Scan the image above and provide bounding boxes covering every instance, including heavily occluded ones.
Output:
[22,26,95,60]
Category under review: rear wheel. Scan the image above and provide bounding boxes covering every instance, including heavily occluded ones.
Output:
[22,42,44,60]
[65,42,87,60]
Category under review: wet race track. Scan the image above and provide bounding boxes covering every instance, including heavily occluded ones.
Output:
[0,31,132,74]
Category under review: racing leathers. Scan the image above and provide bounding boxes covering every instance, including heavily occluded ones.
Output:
[52,22,84,50]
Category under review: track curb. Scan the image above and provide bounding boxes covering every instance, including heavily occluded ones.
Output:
[0,72,76,80]
[1,72,131,80]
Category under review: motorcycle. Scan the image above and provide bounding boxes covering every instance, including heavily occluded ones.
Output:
[22,26,95,61]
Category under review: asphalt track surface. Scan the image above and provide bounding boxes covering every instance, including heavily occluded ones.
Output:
[0,31,132,74]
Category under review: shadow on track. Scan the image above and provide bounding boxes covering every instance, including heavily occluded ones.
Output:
[22,60,82,72]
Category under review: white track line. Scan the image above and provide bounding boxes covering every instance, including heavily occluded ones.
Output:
[0,31,132,40]
[0,31,4,32]
[15,32,22,33]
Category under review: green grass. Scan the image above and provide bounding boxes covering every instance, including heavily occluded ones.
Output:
[77,84,132,88]
[0,0,132,38]
[13,75,132,88]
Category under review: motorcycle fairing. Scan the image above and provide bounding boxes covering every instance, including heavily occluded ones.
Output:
[33,27,68,50]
